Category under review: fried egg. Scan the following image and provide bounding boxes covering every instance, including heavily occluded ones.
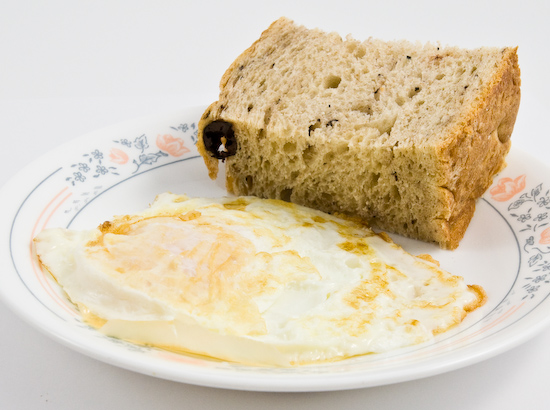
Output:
[34,193,485,366]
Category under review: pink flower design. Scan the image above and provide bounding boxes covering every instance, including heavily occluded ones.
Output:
[156,134,189,157]
[541,227,550,245]
[490,175,526,202]
[109,148,129,165]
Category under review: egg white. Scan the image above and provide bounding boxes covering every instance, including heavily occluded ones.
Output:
[34,193,484,366]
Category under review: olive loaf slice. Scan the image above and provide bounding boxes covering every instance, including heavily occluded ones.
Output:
[197,17,521,249]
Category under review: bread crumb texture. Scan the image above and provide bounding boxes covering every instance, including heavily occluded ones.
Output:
[197,17,521,249]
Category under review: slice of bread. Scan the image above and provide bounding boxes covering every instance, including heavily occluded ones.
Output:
[197,17,521,249]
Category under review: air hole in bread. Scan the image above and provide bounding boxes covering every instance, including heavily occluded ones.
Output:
[321,192,334,203]
[247,104,254,112]
[335,144,350,154]
[308,121,322,135]
[455,67,466,77]
[258,79,268,94]
[323,151,335,163]
[436,73,445,80]
[366,173,381,189]
[245,175,254,190]
[345,42,366,59]
[392,185,401,201]
[375,115,397,136]
[352,103,373,115]
[280,188,293,202]
[345,42,356,54]
[303,145,316,163]
[324,75,342,89]
[408,86,422,98]
[264,107,273,126]
[283,142,297,153]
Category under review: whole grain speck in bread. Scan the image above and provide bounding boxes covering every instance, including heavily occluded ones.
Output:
[197,17,521,249]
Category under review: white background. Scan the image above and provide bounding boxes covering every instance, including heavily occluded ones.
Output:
[1,0,549,408]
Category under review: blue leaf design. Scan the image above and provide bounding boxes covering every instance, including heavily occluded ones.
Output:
[508,199,525,211]
[529,253,543,267]
[134,135,149,153]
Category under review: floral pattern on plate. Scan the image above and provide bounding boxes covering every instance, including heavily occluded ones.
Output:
[67,123,197,185]
[61,121,198,218]
[490,175,550,301]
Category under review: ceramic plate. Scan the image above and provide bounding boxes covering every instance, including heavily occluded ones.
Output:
[2,106,550,392]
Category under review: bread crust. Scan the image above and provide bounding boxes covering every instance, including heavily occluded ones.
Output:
[435,47,520,248]
[219,18,289,92]
[197,102,222,179]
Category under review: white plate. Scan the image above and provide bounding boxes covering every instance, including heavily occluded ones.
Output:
[2,106,550,392]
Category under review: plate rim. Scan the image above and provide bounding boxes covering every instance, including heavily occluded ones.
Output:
[2,106,550,392]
